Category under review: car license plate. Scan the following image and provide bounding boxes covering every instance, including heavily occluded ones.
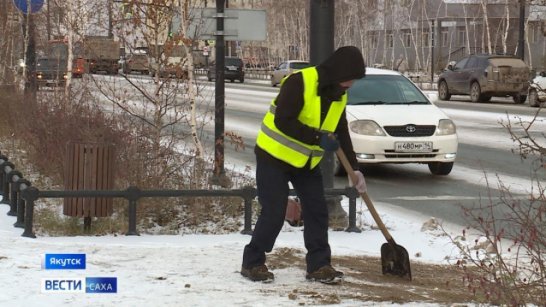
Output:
[395,142,433,152]
[227,65,237,71]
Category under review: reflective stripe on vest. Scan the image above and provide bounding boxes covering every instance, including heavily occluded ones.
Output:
[256,67,347,169]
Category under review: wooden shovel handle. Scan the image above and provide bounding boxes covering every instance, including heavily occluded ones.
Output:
[335,148,394,242]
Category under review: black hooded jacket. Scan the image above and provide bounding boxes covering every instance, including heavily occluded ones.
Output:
[255,46,366,171]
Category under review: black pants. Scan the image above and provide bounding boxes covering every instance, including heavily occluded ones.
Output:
[242,155,331,273]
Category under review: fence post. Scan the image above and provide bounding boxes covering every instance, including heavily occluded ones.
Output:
[240,186,256,235]
[8,170,22,216]
[0,154,7,194]
[125,186,140,236]
[345,187,362,233]
[21,186,38,238]
[0,161,15,205]
[14,179,30,228]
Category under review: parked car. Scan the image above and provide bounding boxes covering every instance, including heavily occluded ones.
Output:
[270,60,311,87]
[437,54,530,104]
[207,57,245,83]
[338,68,458,176]
[123,54,149,75]
[528,71,546,107]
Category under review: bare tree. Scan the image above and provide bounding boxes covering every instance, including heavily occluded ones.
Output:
[481,0,493,54]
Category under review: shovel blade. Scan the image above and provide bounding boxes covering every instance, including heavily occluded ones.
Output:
[381,242,412,280]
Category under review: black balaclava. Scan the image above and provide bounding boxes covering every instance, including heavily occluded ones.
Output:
[317,46,366,100]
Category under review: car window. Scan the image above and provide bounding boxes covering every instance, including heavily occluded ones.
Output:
[454,58,468,70]
[347,75,429,105]
[466,57,479,68]
[225,58,242,66]
[279,63,287,70]
[289,62,310,69]
[478,57,489,68]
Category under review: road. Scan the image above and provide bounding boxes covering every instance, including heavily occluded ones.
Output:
[82,74,546,229]
[198,80,546,228]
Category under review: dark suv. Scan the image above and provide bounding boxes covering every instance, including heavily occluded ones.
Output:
[438,54,530,104]
[207,57,245,83]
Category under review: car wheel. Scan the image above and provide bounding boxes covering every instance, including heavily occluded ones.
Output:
[529,89,540,107]
[470,82,482,102]
[428,162,453,175]
[512,94,527,104]
[239,78,244,83]
[438,81,451,101]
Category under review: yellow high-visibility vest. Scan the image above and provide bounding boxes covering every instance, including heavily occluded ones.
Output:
[256,67,347,169]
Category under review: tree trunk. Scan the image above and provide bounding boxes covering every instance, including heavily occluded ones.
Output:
[481,0,493,54]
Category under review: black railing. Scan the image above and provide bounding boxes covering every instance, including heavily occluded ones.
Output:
[1,151,362,238]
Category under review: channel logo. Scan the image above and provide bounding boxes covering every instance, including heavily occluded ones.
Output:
[41,277,117,294]
[41,278,85,293]
[42,253,86,270]
[86,277,117,293]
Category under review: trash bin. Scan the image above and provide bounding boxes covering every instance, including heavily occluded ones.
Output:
[63,142,115,218]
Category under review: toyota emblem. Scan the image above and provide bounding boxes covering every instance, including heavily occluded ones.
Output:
[405,125,417,133]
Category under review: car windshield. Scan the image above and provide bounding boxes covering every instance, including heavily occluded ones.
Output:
[347,75,430,105]
[226,58,242,66]
[290,62,310,69]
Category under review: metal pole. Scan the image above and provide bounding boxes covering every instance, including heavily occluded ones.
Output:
[431,19,435,87]
[125,186,140,236]
[24,14,37,100]
[21,186,38,238]
[345,187,361,233]
[108,0,113,38]
[241,197,253,235]
[517,0,525,61]
[211,0,229,187]
[310,0,345,223]
[46,0,51,41]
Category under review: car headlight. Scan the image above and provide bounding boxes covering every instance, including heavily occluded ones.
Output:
[437,119,456,135]
[349,120,386,136]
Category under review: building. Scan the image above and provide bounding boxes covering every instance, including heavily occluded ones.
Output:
[361,0,546,75]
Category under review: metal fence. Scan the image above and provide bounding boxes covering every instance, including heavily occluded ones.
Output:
[0,151,362,238]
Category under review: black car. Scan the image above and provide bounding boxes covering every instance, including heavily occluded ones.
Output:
[437,54,530,104]
[207,57,245,83]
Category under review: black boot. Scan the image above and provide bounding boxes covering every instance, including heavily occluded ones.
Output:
[241,264,274,283]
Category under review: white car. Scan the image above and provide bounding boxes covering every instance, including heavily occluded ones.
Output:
[528,71,546,107]
[341,68,458,175]
[270,60,310,87]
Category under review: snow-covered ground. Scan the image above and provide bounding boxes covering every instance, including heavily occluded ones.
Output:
[0,194,464,307]
[1,78,544,306]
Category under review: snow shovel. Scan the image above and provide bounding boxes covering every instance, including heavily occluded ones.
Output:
[335,148,412,281]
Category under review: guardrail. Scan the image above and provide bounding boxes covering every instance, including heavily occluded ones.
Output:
[193,68,272,80]
[1,151,362,238]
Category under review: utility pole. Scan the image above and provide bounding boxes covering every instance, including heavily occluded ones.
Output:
[431,19,435,87]
[517,0,525,61]
[210,0,230,188]
[309,0,346,224]
[46,0,51,40]
[108,0,113,38]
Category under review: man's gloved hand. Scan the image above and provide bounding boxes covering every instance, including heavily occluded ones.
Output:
[351,170,367,193]
[319,133,339,151]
